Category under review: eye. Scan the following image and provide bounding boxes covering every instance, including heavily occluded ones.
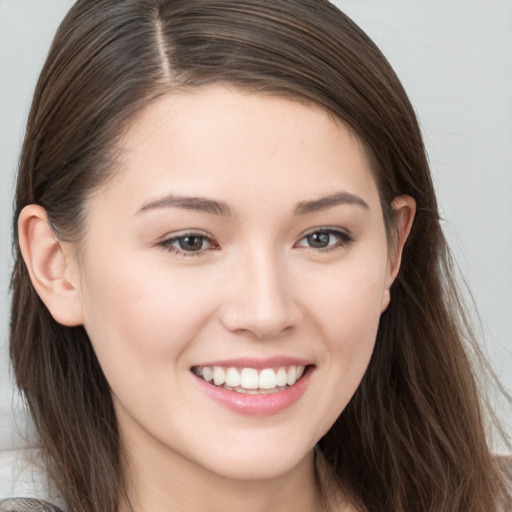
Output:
[295,228,354,251]
[157,231,219,256]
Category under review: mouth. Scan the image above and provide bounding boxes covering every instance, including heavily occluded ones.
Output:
[191,364,308,395]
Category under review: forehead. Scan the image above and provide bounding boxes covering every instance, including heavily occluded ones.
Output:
[94,85,379,216]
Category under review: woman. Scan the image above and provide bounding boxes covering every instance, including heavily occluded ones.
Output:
[3,0,511,511]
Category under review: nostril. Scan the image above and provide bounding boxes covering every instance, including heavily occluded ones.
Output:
[220,304,302,340]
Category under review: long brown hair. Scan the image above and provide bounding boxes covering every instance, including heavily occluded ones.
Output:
[10,1,509,511]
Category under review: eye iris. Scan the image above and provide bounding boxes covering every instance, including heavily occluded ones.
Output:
[307,232,330,248]
[178,236,204,251]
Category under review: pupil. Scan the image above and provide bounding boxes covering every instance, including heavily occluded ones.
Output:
[179,236,203,251]
[308,232,330,248]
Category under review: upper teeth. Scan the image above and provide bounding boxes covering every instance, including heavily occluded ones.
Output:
[193,365,306,390]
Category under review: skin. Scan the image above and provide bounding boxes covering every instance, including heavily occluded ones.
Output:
[19,86,415,512]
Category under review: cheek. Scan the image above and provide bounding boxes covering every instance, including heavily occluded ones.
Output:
[306,254,387,344]
[318,278,382,375]
[78,254,219,391]
[302,255,387,416]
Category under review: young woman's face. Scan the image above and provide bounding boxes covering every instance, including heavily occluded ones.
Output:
[75,86,396,481]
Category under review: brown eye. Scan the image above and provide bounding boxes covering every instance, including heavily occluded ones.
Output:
[177,235,206,252]
[306,231,331,248]
[157,231,218,256]
[295,228,354,251]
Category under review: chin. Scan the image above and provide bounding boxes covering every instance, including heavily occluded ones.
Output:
[193,441,314,481]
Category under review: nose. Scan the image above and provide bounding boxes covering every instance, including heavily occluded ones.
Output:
[220,249,302,339]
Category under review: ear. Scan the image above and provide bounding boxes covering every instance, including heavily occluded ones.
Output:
[381,195,416,312]
[18,205,84,326]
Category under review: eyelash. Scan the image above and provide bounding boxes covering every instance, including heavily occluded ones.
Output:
[156,227,354,257]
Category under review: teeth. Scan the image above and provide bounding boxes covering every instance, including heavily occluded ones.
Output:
[240,368,259,389]
[259,368,276,389]
[286,366,297,386]
[213,366,226,386]
[276,367,287,387]
[225,367,241,387]
[193,365,307,392]
[202,367,213,382]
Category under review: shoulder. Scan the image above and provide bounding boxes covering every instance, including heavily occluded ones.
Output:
[0,499,64,512]
[0,446,64,512]
[496,456,512,512]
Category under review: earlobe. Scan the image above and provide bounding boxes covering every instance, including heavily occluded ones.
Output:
[380,288,391,313]
[18,205,84,326]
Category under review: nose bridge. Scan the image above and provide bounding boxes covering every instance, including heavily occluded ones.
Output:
[222,243,300,338]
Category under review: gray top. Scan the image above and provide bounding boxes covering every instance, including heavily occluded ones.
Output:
[0,499,63,512]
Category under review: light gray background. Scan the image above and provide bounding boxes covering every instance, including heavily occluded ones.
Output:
[0,0,511,498]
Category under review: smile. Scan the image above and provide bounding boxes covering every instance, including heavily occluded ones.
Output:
[192,365,306,394]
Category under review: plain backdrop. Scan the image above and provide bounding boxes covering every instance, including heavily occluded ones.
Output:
[0,0,511,498]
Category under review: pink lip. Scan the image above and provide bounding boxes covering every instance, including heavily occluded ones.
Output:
[192,365,313,416]
[193,356,313,369]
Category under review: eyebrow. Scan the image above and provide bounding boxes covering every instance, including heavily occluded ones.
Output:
[137,190,369,217]
[294,192,369,215]
[138,195,232,216]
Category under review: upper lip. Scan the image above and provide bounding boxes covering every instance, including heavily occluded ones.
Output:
[192,356,313,369]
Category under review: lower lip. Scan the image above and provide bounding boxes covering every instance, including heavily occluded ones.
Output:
[193,366,313,416]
